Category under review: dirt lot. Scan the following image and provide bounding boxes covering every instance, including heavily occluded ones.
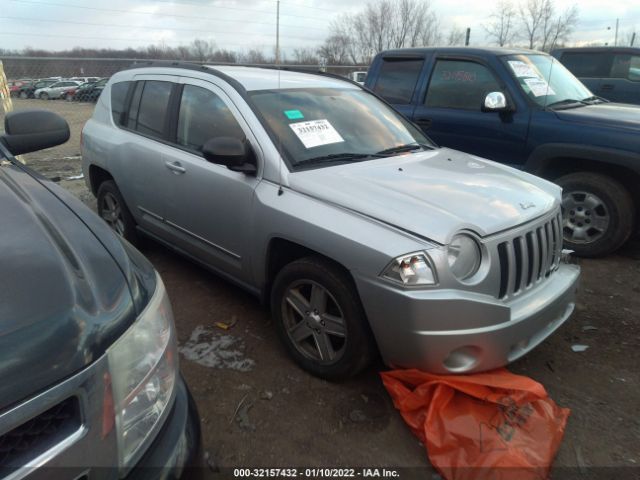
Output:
[2,99,639,477]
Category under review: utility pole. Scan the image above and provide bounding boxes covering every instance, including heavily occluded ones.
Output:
[465,28,471,46]
[275,0,280,65]
[631,32,636,47]
[614,18,619,46]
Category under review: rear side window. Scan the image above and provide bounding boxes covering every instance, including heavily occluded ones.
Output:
[425,59,501,110]
[128,81,173,139]
[560,52,612,77]
[373,58,424,104]
[176,85,245,152]
[611,54,640,81]
[110,81,131,125]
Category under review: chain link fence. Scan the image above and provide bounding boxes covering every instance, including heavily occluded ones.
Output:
[0,57,367,203]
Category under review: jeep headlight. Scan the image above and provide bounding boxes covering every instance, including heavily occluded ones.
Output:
[382,252,436,286]
[447,234,482,280]
[107,273,178,469]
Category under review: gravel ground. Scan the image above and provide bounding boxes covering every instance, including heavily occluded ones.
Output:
[2,98,639,477]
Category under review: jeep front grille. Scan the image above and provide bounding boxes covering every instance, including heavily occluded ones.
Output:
[497,212,563,298]
[0,397,81,473]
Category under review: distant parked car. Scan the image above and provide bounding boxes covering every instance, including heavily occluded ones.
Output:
[551,47,640,104]
[69,76,100,84]
[72,77,109,102]
[34,80,81,100]
[7,80,26,97]
[18,79,56,99]
[349,71,367,84]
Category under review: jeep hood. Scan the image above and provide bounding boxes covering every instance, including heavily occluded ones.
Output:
[288,148,560,244]
[554,103,640,131]
[0,164,151,410]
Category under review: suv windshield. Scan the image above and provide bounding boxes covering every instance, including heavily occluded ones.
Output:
[249,87,432,168]
[503,54,594,108]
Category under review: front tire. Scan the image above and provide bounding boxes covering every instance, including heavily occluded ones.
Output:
[270,257,375,380]
[40,92,49,100]
[97,180,139,245]
[557,172,635,257]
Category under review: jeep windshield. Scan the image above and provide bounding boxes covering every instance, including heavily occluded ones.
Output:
[249,87,433,168]
[503,54,597,109]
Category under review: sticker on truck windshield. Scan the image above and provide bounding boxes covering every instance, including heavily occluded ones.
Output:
[523,77,556,97]
[284,109,304,120]
[289,119,344,149]
[508,60,540,78]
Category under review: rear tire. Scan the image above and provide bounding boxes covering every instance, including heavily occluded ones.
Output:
[40,92,49,100]
[270,257,375,380]
[556,172,635,257]
[97,180,139,245]
[19,91,28,99]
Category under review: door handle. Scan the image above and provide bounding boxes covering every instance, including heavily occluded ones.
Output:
[601,84,614,91]
[415,118,432,129]
[165,161,186,174]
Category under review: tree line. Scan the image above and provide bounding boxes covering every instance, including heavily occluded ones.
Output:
[5,0,634,68]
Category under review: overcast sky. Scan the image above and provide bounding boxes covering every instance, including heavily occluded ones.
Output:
[1,0,639,55]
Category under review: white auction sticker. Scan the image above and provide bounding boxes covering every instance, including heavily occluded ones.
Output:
[289,119,344,149]
[524,77,556,97]
[508,60,540,78]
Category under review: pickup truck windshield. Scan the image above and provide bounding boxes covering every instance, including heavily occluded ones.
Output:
[503,54,593,108]
[249,87,432,168]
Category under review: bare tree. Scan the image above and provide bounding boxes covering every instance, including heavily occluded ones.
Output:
[518,0,578,51]
[292,47,320,65]
[484,0,517,47]
[190,38,215,62]
[541,4,579,51]
[447,26,466,46]
[317,35,351,65]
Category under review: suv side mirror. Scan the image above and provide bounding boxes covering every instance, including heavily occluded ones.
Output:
[483,92,509,112]
[1,110,70,156]
[202,137,256,174]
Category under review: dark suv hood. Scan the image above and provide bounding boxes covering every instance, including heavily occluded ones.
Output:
[554,103,640,131]
[0,164,154,410]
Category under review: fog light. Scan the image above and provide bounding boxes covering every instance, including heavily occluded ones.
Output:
[443,346,481,372]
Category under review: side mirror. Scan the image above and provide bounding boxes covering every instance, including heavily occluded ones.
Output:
[202,137,256,174]
[482,92,509,112]
[1,110,70,156]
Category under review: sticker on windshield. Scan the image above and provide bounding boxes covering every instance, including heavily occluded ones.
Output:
[284,109,304,120]
[289,119,344,149]
[524,77,556,97]
[508,60,540,78]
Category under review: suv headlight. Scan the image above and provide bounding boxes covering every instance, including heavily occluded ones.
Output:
[447,234,482,280]
[107,273,178,469]
[382,252,436,286]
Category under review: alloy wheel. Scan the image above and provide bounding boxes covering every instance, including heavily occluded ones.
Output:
[281,279,347,364]
[562,190,610,244]
[100,192,125,236]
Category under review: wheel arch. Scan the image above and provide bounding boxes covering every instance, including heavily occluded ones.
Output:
[88,164,114,195]
[525,144,640,223]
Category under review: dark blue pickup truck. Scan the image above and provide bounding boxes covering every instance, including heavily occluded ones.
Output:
[365,47,640,257]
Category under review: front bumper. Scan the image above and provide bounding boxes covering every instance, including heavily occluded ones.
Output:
[356,263,580,374]
[126,376,203,480]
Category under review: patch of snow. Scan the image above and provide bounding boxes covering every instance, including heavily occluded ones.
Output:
[179,325,255,371]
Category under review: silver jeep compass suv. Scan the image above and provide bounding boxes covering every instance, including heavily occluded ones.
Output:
[82,63,580,379]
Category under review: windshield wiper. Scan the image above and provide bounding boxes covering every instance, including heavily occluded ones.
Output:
[546,98,588,109]
[582,95,608,104]
[376,143,432,156]
[297,152,385,166]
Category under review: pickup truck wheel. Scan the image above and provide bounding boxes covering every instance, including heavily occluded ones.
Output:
[97,180,139,245]
[557,172,635,257]
[271,257,375,380]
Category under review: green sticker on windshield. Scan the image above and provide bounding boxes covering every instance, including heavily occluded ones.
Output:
[284,109,304,120]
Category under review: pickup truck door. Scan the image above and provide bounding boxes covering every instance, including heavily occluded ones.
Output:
[410,55,530,166]
[598,52,640,104]
[159,77,262,283]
